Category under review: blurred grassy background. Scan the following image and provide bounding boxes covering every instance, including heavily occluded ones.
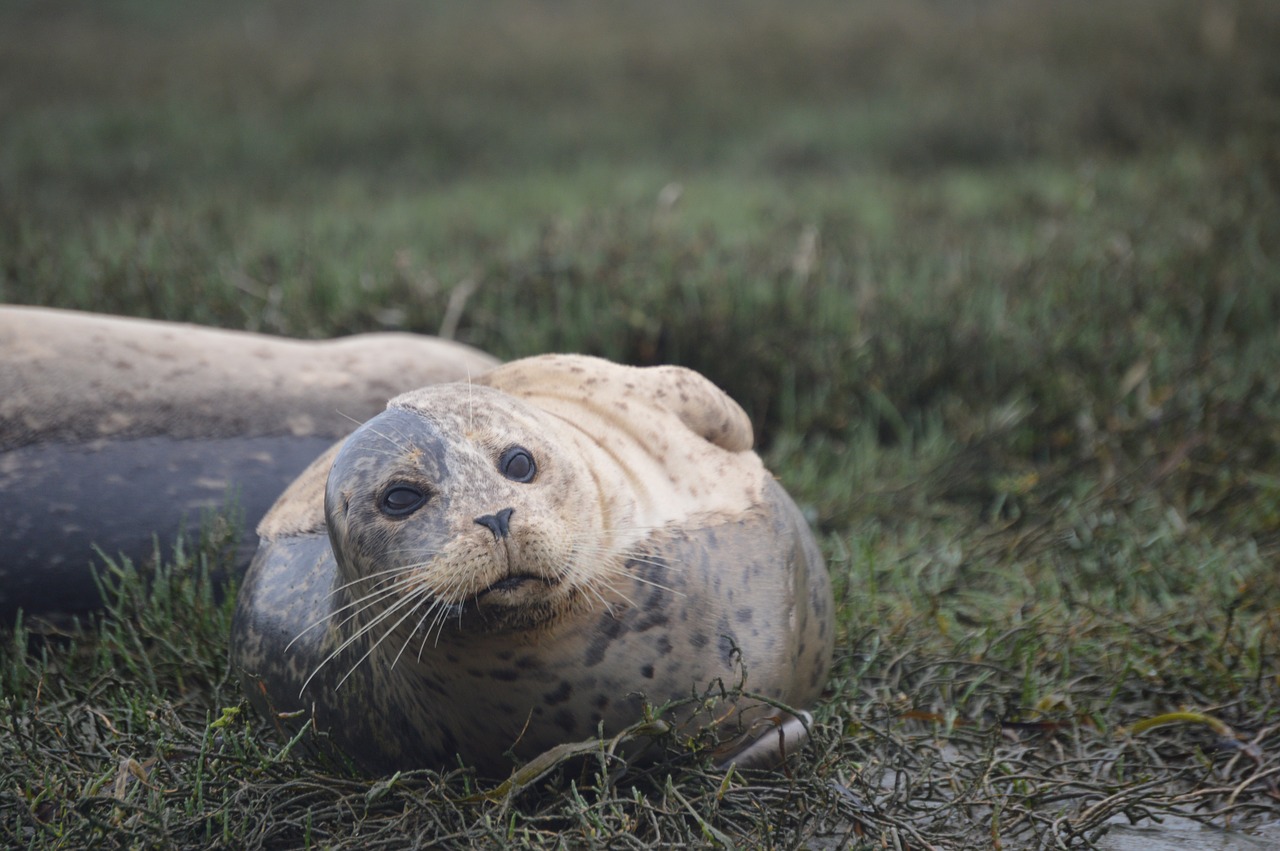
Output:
[3,0,1280,846]
[3,0,1277,454]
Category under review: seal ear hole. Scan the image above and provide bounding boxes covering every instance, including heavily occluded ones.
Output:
[499,446,537,483]
[379,483,430,517]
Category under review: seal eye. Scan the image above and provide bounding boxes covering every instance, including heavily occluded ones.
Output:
[499,447,536,483]
[380,484,429,517]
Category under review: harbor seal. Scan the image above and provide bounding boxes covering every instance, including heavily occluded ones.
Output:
[0,306,499,620]
[231,354,834,776]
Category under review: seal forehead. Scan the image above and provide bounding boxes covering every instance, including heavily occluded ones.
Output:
[388,383,545,438]
[322,406,461,587]
[327,407,452,496]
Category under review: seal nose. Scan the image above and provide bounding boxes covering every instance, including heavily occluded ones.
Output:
[474,507,515,539]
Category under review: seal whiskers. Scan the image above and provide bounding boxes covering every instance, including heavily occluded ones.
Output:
[303,550,482,690]
[288,561,432,648]
[299,583,423,692]
[565,541,683,600]
[304,572,457,694]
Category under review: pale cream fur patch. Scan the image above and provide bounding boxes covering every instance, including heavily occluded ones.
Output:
[473,354,765,533]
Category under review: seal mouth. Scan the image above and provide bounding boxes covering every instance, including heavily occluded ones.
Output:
[475,574,554,598]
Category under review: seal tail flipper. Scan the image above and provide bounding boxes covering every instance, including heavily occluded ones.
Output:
[711,709,813,772]
[644,364,754,452]
[476,354,755,453]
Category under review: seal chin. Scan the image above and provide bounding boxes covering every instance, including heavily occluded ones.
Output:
[459,589,566,633]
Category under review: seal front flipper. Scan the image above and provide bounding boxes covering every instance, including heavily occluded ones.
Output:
[231,532,335,716]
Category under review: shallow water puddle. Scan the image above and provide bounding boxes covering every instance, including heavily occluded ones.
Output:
[1096,816,1280,850]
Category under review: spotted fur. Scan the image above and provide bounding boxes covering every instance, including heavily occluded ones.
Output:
[231,355,834,776]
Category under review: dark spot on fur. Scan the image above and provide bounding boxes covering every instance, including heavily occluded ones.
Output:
[554,709,578,734]
[718,634,737,667]
[634,609,669,633]
[690,631,708,649]
[495,649,514,662]
[643,580,671,608]
[584,635,609,667]
[593,694,609,710]
[466,668,484,678]
[489,668,520,681]
[582,615,628,667]
[655,635,673,656]
[516,655,539,670]
[641,664,655,679]
[735,607,753,624]
[544,681,572,705]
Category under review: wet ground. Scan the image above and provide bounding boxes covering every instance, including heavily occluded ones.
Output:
[1095,816,1280,850]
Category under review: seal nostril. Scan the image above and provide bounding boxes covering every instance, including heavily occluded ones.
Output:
[474,507,515,539]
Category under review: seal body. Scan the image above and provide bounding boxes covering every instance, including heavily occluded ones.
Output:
[0,306,499,619]
[232,354,834,776]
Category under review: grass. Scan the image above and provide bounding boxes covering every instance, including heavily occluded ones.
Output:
[3,0,1280,847]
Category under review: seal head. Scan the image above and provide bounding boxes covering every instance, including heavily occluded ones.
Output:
[324,392,614,635]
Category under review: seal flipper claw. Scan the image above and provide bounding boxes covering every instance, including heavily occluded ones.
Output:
[711,710,814,772]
